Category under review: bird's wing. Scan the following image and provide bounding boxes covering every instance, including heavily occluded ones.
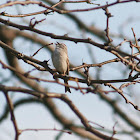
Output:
[66,57,69,75]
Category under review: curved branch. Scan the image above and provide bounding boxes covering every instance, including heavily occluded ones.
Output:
[0,84,118,140]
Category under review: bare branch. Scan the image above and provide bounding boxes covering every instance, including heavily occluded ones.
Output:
[3,92,20,140]
[105,83,140,111]
[0,84,118,140]
[21,128,72,135]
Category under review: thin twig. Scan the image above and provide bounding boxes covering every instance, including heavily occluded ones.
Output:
[103,5,113,45]
[105,83,140,111]
[21,128,72,134]
[4,92,20,140]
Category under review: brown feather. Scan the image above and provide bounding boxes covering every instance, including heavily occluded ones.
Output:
[65,57,71,93]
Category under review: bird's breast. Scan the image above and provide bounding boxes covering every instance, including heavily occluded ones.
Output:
[52,50,68,74]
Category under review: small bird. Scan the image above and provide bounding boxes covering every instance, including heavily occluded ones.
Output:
[52,42,71,93]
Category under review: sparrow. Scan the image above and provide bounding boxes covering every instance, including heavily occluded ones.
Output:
[52,42,71,93]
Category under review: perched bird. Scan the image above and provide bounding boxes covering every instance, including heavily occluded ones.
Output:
[52,42,71,93]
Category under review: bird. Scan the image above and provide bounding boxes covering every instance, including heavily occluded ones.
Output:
[52,42,71,93]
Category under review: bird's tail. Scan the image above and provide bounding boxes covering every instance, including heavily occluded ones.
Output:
[64,79,71,93]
